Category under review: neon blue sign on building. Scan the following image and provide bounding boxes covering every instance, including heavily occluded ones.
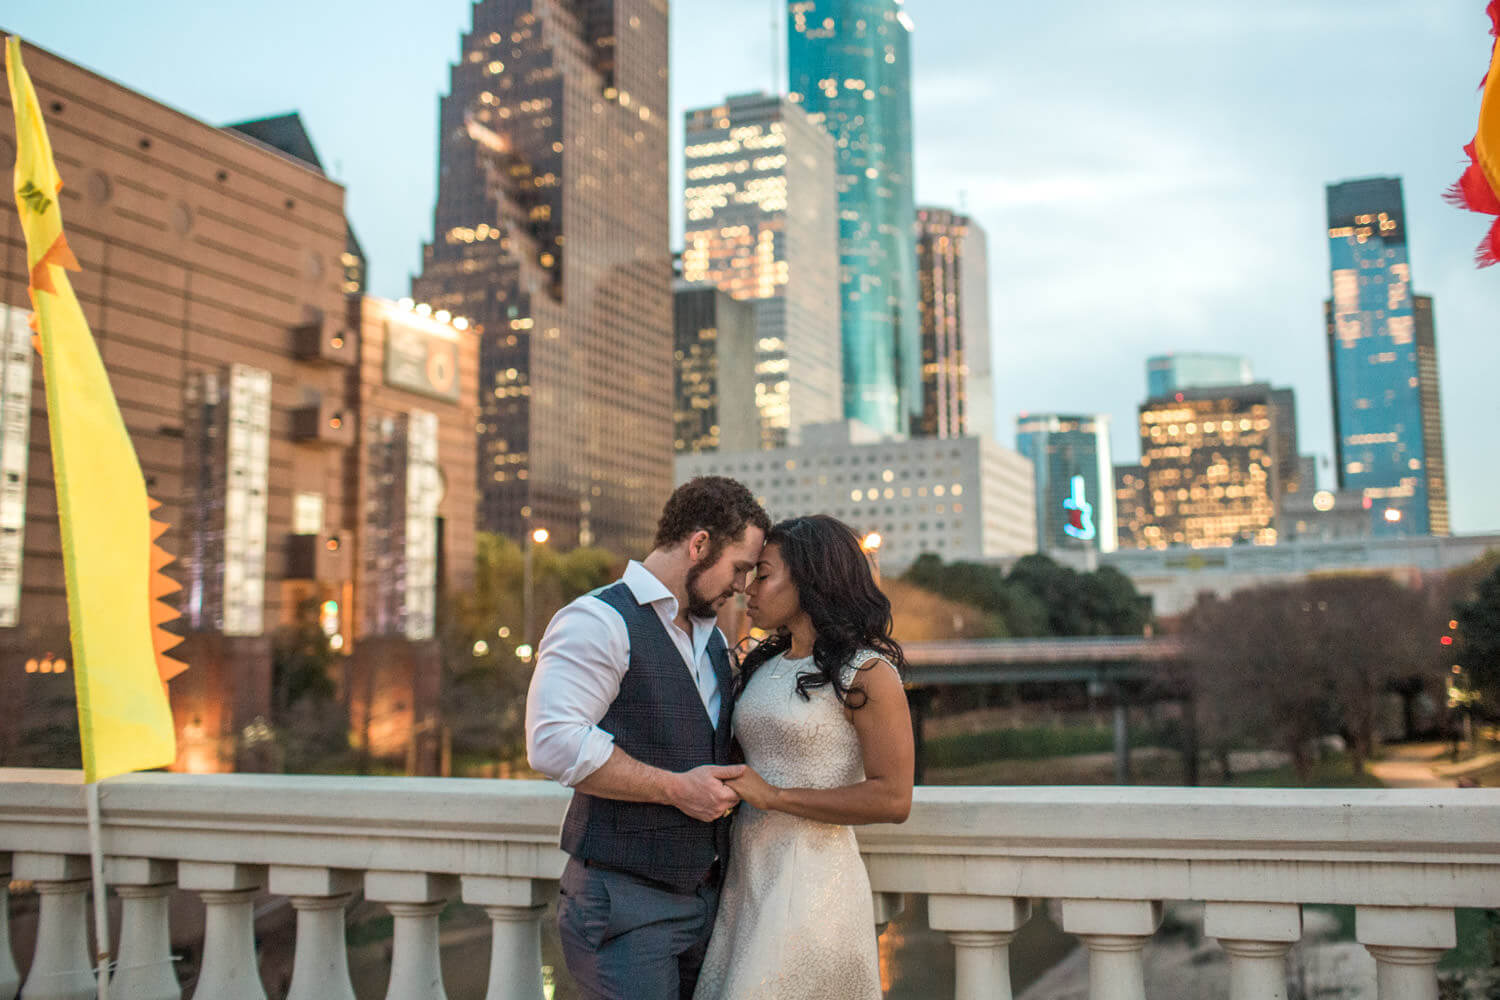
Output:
[1062,475,1095,541]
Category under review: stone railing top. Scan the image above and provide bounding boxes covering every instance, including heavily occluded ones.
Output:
[4,770,1499,906]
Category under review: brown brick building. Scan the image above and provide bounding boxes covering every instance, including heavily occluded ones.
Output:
[0,39,476,773]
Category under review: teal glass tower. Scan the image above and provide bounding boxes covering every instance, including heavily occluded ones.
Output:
[788,0,920,436]
[1324,177,1449,537]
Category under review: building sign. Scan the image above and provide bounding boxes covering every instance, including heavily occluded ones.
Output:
[0,305,33,627]
[404,410,440,642]
[384,320,460,403]
[223,366,271,635]
[362,410,442,641]
[1062,474,1096,541]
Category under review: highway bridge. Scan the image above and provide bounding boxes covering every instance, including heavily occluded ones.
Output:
[903,635,1186,685]
[897,635,1193,784]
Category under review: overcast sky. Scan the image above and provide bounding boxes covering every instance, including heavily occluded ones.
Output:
[6,1,1497,533]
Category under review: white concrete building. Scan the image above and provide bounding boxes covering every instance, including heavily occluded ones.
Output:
[1047,531,1500,617]
[675,422,1035,571]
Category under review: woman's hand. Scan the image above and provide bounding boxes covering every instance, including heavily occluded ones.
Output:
[725,766,781,812]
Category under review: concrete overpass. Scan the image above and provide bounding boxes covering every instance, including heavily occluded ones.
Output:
[898,635,1191,784]
[903,635,1186,685]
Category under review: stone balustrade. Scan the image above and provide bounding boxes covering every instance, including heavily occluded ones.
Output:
[1,769,1498,999]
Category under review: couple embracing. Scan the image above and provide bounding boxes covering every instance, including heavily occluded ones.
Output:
[525,476,914,999]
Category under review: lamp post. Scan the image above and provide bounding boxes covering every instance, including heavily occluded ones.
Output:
[523,526,549,656]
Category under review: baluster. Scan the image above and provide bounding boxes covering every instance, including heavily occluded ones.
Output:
[1060,898,1162,1000]
[871,892,905,933]
[177,862,266,1000]
[106,858,180,1000]
[1,853,19,1000]
[461,876,547,1000]
[1204,901,1302,1000]
[14,853,93,1000]
[1356,905,1455,1000]
[365,871,458,1000]
[267,866,360,1000]
[929,895,1031,1000]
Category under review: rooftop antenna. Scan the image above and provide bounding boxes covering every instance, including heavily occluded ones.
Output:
[959,188,969,213]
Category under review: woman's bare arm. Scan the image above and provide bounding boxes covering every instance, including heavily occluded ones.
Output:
[726,660,914,825]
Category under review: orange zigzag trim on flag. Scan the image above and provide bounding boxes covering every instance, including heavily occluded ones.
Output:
[1450,1,1500,266]
[29,230,80,296]
[147,497,189,684]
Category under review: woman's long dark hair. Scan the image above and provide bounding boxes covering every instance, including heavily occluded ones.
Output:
[738,515,907,708]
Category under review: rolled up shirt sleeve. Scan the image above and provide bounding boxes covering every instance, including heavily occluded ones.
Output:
[525,597,629,787]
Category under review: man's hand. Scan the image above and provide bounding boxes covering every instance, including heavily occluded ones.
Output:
[724,766,780,811]
[665,764,745,822]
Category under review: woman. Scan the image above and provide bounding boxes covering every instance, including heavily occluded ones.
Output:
[694,515,914,1000]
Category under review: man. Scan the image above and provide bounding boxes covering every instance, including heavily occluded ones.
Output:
[526,477,770,999]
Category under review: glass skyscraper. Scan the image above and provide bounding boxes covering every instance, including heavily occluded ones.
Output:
[413,0,672,553]
[1015,414,1117,554]
[1146,353,1253,399]
[683,92,842,448]
[788,0,920,436]
[1323,177,1449,537]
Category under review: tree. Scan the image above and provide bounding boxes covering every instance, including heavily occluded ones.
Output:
[900,555,1044,636]
[901,553,1151,638]
[268,598,348,772]
[441,533,623,770]
[882,577,1007,640]
[1456,563,1500,711]
[1184,574,1440,780]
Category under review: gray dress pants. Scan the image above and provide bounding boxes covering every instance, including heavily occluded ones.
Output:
[558,855,721,1000]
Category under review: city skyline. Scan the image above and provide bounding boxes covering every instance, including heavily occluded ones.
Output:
[2,2,1496,535]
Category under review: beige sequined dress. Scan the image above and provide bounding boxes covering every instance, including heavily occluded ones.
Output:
[693,650,887,999]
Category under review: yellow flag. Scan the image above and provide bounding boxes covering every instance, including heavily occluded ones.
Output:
[7,37,177,782]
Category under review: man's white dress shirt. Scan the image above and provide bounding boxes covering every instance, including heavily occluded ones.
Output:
[525,560,725,787]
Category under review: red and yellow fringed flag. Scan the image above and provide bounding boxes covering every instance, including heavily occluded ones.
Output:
[7,36,186,782]
[1447,1,1500,266]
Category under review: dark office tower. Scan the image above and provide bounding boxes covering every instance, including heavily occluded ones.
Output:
[788,0,920,436]
[413,1,672,552]
[915,207,992,440]
[1411,295,1449,535]
[1323,177,1448,538]
[673,284,759,455]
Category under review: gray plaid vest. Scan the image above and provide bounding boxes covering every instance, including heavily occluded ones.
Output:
[558,581,735,891]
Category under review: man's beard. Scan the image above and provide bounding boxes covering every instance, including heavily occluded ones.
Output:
[684,557,731,619]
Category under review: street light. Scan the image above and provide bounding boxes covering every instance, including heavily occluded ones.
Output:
[861,531,883,584]
[524,526,550,653]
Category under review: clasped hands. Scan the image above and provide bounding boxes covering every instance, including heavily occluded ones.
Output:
[669,763,779,821]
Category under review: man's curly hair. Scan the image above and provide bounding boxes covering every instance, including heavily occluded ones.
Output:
[654,477,771,561]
